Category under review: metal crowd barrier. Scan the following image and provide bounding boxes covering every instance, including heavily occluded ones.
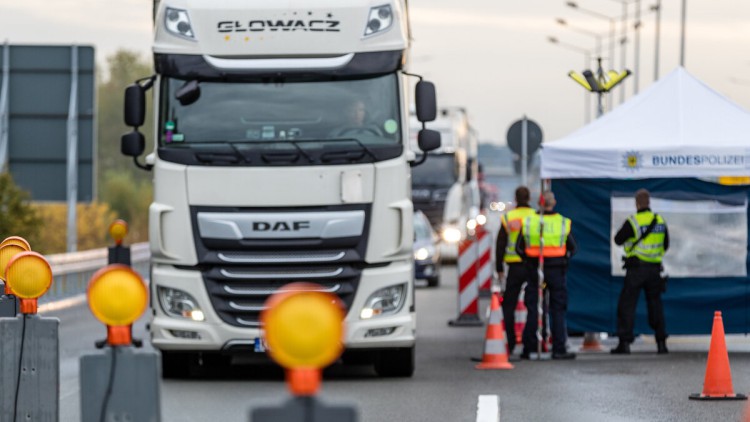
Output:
[42,242,150,303]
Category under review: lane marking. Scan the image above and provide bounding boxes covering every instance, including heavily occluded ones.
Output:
[477,395,500,422]
[39,294,87,314]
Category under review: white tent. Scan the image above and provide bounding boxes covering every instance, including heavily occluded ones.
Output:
[541,67,750,179]
[539,67,750,335]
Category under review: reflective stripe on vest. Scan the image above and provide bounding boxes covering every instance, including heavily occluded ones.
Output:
[523,214,571,258]
[501,207,536,263]
[625,211,666,263]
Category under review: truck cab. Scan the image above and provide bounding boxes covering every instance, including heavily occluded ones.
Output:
[120,0,440,377]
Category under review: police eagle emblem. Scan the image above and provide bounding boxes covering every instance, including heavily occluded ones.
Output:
[622,151,642,171]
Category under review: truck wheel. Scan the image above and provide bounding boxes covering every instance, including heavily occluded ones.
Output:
[427,275,440,287]
[374,347,415,377]
[160,351,191,379]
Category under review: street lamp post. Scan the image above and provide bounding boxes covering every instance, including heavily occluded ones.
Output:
[548,36,592,124]
[565,3,615,73]
[633,0,641,95]
[606,0,630,104]
[652,0,661,80]
[565,2,618,111]
[680,0,687,67]
[555,18,603,59]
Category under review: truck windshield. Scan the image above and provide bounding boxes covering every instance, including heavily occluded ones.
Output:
[159,74,401,149]
[411,154,458,187]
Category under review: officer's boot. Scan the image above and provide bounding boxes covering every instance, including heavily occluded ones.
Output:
[657,340,668,354]
[610,342,630,355]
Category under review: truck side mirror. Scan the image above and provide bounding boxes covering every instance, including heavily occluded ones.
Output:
[124,84,146,127]
[415,81,437,123]
[121,131,145,157]
[175,80,201,106]
[418,129,441,152]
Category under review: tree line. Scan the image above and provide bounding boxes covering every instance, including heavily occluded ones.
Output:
[1,49,153,254]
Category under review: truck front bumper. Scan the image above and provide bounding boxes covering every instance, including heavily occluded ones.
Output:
[149,261,416,352]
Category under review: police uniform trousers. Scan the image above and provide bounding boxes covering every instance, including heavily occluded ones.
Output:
[501,263,526,353]
[522,264,568,355]
[616,263,667,344]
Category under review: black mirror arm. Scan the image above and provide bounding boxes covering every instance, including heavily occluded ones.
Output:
[401,72,426,126]
[410,152,428,167]
[133,155,154,172]
[401,71,424,83]
[137,75,157,91]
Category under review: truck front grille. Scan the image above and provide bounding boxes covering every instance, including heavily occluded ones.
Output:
[203,265,360,328]
[191,204,370,329]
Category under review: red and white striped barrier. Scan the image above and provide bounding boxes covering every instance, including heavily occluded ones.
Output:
[514,289,527,344]
[476,226,493,293]
[448,238,483,326]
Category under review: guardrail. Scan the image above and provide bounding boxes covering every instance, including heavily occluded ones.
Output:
[42,242,150,303]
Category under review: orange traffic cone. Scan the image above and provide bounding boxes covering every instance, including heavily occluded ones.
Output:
[689,311,747,401]
[579,332,605,352]
[476,293,514,370]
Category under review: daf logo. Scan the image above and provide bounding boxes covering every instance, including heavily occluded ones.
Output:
[252,221,311,232]
[217,20,341,33]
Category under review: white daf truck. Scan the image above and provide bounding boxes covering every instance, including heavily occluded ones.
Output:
[120,0,440,377]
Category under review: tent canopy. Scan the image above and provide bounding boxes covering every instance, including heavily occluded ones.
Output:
[542,67,750,179]
[539,67,750,335]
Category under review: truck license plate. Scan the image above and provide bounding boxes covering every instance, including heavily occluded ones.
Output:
[254,336,269,353]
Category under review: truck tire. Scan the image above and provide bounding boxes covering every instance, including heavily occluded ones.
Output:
[427,275,440,287]
[374,347,415,377]
[160,351,191,379]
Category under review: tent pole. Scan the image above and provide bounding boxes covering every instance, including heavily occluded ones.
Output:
[537,188,545,359]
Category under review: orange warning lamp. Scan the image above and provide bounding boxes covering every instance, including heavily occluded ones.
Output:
[261,283,345,396]
[109,220,129,246]
[0,236,31,251]
[87,264,148,346]
[0,244,28,294]
[5,252,53,314]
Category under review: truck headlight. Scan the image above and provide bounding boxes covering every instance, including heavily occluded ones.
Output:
[476,214,487,226]
[441,226,462,243]
[414,246,434,261]
[360,283,406,319]
[158,286,205,321]
[466,219,478,231]
[165,7,196,40]
[364,5,393,36]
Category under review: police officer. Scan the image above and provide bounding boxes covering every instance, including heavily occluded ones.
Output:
[611,189,669,354]
[495,186,536,354]
[517,191,577,360]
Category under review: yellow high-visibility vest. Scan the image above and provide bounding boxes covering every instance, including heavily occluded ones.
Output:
[523,214,572,258]
[625,211,666,263]
[501,207,536,263]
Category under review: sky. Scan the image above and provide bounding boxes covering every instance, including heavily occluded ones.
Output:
[2,0,749,144]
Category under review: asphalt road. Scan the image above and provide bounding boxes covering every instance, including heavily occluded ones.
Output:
[49,264,750,422]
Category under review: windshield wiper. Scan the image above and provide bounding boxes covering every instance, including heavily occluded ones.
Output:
[344,138,377,161]
[288,141,314,163]
[179,142,246,164]
[317,138,377,163]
